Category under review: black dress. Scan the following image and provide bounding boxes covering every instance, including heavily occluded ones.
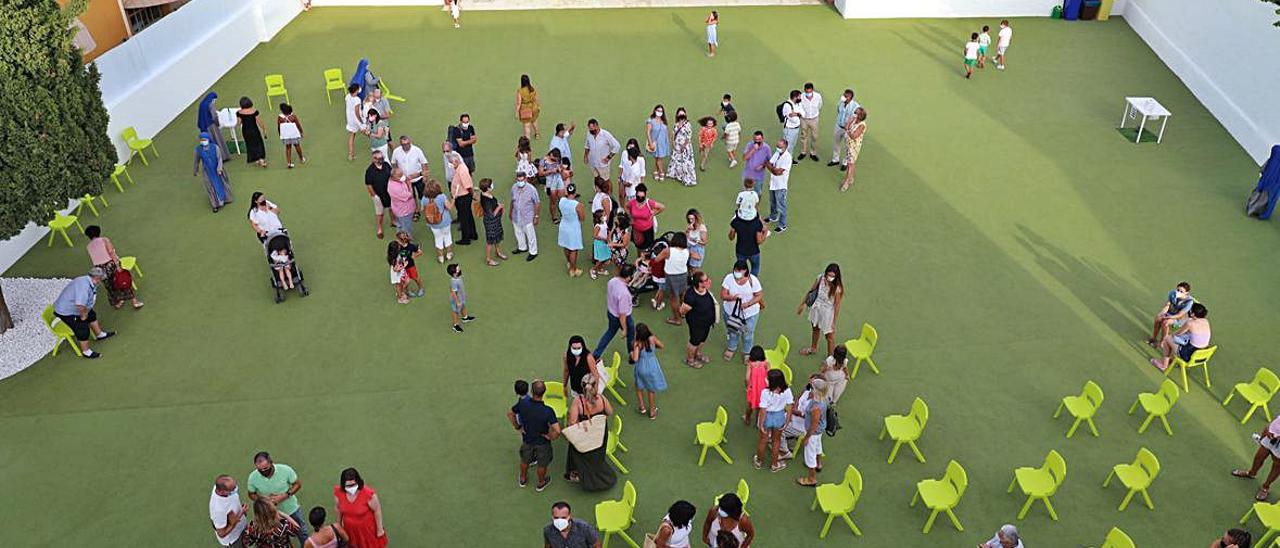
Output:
[564,398,617,492]
[481,194,504,244]
[238,109,266,163]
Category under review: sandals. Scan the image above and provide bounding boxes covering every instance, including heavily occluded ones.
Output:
[1150,358,1169,371]
[1259,487,1271,501]
[723,350,736,361]
[684,359,703,369]
[637,406,648,415]
[665,318,683,326]
[798,347,815,356]
[770,461,788,473]
[752,455,763,470]
[131,301,145,310]
[486,260,500,267]
[1234,469,1257,479]
[796,478,818,487]
[649,407,658,420]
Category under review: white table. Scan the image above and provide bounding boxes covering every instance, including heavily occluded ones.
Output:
[1120,97,1171,144]
[217,108,240,155]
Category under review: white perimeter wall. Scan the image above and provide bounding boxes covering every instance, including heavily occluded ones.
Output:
[840,0,1127,18]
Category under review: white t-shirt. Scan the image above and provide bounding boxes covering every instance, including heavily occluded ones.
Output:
[591,192,612,215]
[735,191,759,221]
[788,389,813,432]
[759,388,795,412]
[721,273,763,318]
[249,202,283,233]
[620,156,646,192]
[391,145,429,181]
[209,489,247,546]
[978,32,991,47]
[344,94,363,131]
[768,150,792,191]
[782,101,801,129]
[965,41,980,60]
[666,247,690,275]
[998,26,1013,47]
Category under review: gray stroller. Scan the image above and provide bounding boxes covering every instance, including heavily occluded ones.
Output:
[264,230,309,303]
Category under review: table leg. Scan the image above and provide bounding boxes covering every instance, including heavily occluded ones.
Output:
[1157,116,1168,144]
[1120,103,1129,129]
[1136,115,1147,144]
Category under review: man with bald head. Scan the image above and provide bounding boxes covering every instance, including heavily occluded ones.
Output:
[508,380,561,492]
[209,474,247,547]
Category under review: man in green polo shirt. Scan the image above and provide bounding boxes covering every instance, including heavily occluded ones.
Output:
[246,451,308,545]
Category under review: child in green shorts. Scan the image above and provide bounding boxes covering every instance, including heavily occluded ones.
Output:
[964,33,980,79]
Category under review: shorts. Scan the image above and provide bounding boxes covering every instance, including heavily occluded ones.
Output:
[372,196,386,215]
[56,310,96,341]
[372,144,389,158]
[688,322,711,346]
[964,58,977,67]
[725,138,739,150]
[405,265,419,281]
[977,45,988,56]
[666,272,688,299]
[654,277,667,291]
[1177,343,1200,362]
[520,443,553,466]
[590,165,611,180]
[803,435,823,469]
[450,297,466,313]
[545,178,565,192]
[997,45,1008,56]
[394,215,414,234]
[430,226,454,249]
[281,138,301,146]
[346,123,365,134]
[763,410,786,430]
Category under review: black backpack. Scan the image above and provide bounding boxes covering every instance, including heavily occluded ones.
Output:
[824,403,841,437]
[775,102,787,124]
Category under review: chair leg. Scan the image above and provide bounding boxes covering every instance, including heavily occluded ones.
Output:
[59,228,74,247]
[46,229,57,247]
[1204,364,1211,388]
[1159,415,1173,436]
[907,440,926,463]
[887,440,902,464]
[866,356,880,374]
[1086,418,1099,437]
[850,359,862,380]
[819,513,836,538]
[698,445,708,466]
[810,493,819,512]
[150,144,159,157]
[1127,397,1139,415]
[1065,417,1082,438]
[123,168,135,184]
[1258,529,1278,548]
[1016,495,1034,519]
[138,149,149,165]
[1266,403,1273,421]
[602,531,613,548]
[1043,496,1059,520]
[618,530,638,548]
[1181,366,1190,393]
[877,425,887,440]
[713,444,733,464]
[1118,489,1136,511]
[1137,413,1154,434]
[1245,404,1260,425]
[944,509,964,531]
[910,490,920,507]
[1241,505,1257,524]
[616,375,627,388]
[111,174,125,192]
[608,453,630,475]
[133,263,144,277]
[1103,470,1115,487]
[607,385,627,406]
[1140,489,1154,509]
[922,509,939,533]
[51,337,62,356]
[841,513,862,536]
[326,90,332,105]
[1006,475,1017,493]
[617,439,629,452]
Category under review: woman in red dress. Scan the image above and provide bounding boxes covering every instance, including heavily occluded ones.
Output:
[333,468,387,548]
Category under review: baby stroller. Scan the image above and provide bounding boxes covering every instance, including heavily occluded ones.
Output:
[263,230,309,303]
[627,233,674,306]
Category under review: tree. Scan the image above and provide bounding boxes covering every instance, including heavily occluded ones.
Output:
[0,0,115,239]
[1266,0,1280,27]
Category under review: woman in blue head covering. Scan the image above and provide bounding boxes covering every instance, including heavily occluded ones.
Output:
[1251,145,1280,220]
[351,59,377,101]
[196,92,231,161]
[193,132,234,212]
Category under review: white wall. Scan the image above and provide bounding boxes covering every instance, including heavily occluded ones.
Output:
[1125,0,1280,164]
[839,0,1127,19]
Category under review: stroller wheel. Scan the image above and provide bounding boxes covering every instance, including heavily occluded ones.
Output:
[274,289,284,303]
[299,284,310,297]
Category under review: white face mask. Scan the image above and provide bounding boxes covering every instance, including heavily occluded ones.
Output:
[516,180,527,188]
[200,140,209,146]
[344,486,358,495]
[776,147,785,154]
[553,518,571,531]
[805,92,814,98]
[460,122,470,129]
[717,509,729,518]
[1176,290,1188,299]
[722,101,730,107]
[655,109,663,117]
[826,274,837,282]
[570,347,583,356]
[733,271,745,280]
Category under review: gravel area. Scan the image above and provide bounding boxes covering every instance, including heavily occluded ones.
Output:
[0,277,73,380]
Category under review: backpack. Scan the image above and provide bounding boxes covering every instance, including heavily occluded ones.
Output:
[423,197,443,225]
[775,102,787,124]
[824,403,841,437]
[110,268,133,292]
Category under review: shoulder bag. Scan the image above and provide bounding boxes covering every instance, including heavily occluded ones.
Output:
[724,298,746,334]
[562,400,607,452]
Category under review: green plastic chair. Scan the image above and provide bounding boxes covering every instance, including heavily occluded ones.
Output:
[880,397,928,464]
[1165,344,1217,392]
[120,126,157,165]
[76,193,108,218]
[46,213,82,247]
[1103,447,1160,511]
[595,480,639,548]
[605,351,627,405]
[769,361,793,387]
[764,333,790,366]
[845,323,880,379]
[1224,368,1280,424]
[41,305,82,357]
[378,78,406,102]
[606,415,629,475]
[1241,500,1280,546]
[811,464,863,538]
[322,68,345,105]
[715,479,750,516]
[1100,527,1135,548]
[264,74,289,109]
[695,406,732,466]
[1055,381,1104,438]
[1128,380,1180,436]
[1007,449,1067,520]
[110,164,134,192]
[911,460,967,533]
[610,414,627,453]
[543,381,567,420]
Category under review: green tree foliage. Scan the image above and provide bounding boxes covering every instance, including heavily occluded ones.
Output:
[1267,0,1280,27]
[0,0,114,239]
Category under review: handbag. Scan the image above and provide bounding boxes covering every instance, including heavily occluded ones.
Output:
[563,413,607,452]
[519,106,534,120]
[724,299,746,334]
[110,268,133,291]
[804,277,821,307]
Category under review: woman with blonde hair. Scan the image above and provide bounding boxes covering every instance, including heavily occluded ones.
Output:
[243,498,300,547]
[564,374,617,491]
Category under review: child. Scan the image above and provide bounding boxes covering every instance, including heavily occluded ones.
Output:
[628,249,657,306]
[649,241,668,310]
[697,117,718,172]
[995,20,1013,70]
[719,94,736,125]
[591,210,610,279]
[446,263,475,332]
[277,103,305,168]
[821,345,851,404]
[722,111,741,168]
[512,379,530,427]
[736,179,760,220]
[387,240,409,304]
[743,346,768,425]
[977,25,992,69]
[450,0,461,28]
[395,231,425,297]
[755,368,793,472]
[685,208,708,269]
[271,247,294,290]
[630,323,668,419]
[515,136,538,181]
[479,178,508,266]
[537,149,564,221]
[964,32,980,79]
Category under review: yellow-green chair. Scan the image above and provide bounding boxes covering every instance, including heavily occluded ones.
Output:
[323,68,345,105]
[544,381,567,420]
[695,406,732,466]
[845,323,880,379]
[46,213,83,247]
[607,415,629,475]
[1241,500,1280,546]
[1128,380,1180,436]
[76,193,108,218]
[119,256,142,289]
[610,414,628,453]
[1055,380,1104,438]
[769,360,793,387]
[378,78,406,102]
[811,464,863,538]
[110,164,134,193]
[714,479,750,516]
[120,127,157,165]
[911,460,967,533]
[1165,344,1217,392]
[764,333,790,366]
[605,351,627,406]
[265,74,289,109]
[880,397,928,464]
[42,305,82,357]
[595,480,639,548]
[1007,449,1067,520]
[1224,368,1280,424]
[1100,527,1135,548]
[1103,447,1160,511]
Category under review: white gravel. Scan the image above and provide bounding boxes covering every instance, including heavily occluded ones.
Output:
[0,277,73,380]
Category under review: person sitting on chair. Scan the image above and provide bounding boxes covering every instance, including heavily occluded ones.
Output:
[1151,302,1210,371]
[1148,281,1193,347]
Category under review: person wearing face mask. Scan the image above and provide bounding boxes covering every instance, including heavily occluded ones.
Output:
[333,468,386,548]
[679,270,717,368]
[780,90,802,159]
[728,207,768,277]
[508,379,561,491]
[246,452,308,546]
[1148,281,1193,347]
[839,107,868,192]
[509,172,542,261]
[647,106,671,180]
[584,118,621,183]
[762,138,792,233]
[828,89,859,169]
[210,475,248,547]
[666,108,697,186]
[364,110,389,159]
[796,83,823,162]
[626,183,665,251]
[563,335,603,399]
[365,150,393,239]
[593,264,637,362]
[617,138,646,203]
[797,263,844,357]
[544,501,601,548]
[448,113,478,173]
[720,259,764,362]
[701,493,754,548]
[740,132,771,190]
[194,131,234,213]
[390,135,429,209]
[237,96,269,168]
[449,152,479,245]
[247,192,284,242]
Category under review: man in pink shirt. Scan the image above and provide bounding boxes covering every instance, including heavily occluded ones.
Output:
[592,264,636,363]
[1233,414,1280,500]
[387,167,416,236]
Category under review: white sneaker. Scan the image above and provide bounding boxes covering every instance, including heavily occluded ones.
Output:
[729,160,738,168]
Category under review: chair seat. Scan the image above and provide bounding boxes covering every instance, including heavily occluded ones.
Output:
[1137,393,1171,414]
[846,340,872,358]
[1061,396,1097,418]
[696,423,723,444]
[1111,465,1151,489]
[595,501,631,529]
[120,257,137,271]
[49,215,78,229]
[1013,468,1054,495]
[129,138,153,149]
[815,484,854,513]
[546,399,566,419]
[884,416,920,440]
[763,350,786,366]
[1238,384,1271,403]
[1253,501,1280,527]
[915,479,959,508]
[112,164,127,176]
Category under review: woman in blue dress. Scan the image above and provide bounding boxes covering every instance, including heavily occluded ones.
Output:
[558,183,586,278]
[195,92,230,161]
[647,105,670,181]
[193,132,233,212]
[630,322,668,419]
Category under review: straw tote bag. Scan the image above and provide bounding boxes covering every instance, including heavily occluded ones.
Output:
[562,400,607,452]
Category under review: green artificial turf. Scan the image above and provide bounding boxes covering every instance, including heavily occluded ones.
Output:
[1,6,1272,546]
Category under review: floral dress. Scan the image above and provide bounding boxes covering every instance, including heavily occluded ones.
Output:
[666,120,697,186]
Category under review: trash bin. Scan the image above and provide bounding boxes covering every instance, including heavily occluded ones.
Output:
[1098,0,1114,20]
[1063,0,1082,20]
[1051,5,1063,18]
[1080,0,1101,20]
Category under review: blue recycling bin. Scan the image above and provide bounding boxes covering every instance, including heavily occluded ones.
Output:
[1063,0,1082,20]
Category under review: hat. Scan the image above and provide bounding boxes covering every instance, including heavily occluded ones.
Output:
[88,267,107,279]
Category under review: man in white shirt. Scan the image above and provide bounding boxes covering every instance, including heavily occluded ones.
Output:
[780,90,802,159]
[797,82,823,162]
[995,20,1013,70]
[209,474,247,547]
[391,135,429,205]
[764,138,792,233]
[828,89,860,169]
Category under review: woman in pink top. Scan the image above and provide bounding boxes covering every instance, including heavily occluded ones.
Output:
[387,167,416,235]
[1152,302,1211,371]
[625,183,665,251]
[84,225,143,310]
[743,345,768,426]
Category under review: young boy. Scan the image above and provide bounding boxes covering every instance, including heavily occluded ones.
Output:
[963,33,980,79]
[396,231,425,297]
[512,379,530,427]
[995,20,1013,70]
[722,111,742,168]
[736,178,760,221]
[719,93,736,125]
[447,263,475,332]
[977,25,992,68]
